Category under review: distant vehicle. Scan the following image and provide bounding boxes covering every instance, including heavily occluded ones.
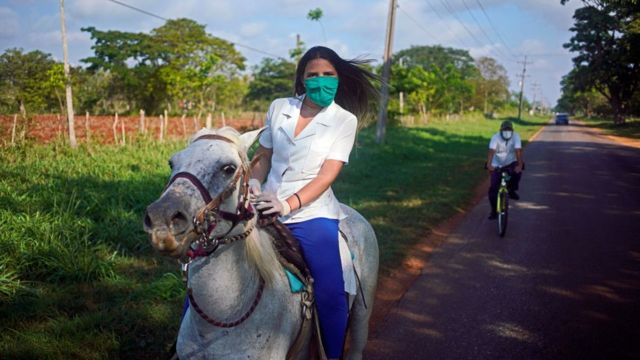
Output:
[554,113,569,125]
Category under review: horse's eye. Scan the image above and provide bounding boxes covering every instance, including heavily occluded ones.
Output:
[221,164,236,175]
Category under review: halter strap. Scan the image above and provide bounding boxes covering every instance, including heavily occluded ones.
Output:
[166,172,213,204]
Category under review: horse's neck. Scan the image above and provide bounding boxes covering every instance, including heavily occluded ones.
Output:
[188,240,259,312]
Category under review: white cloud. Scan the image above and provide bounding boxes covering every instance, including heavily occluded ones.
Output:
[239,22,267,38]
[0,7,20,39]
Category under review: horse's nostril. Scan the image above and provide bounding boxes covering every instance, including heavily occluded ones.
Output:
[143,212,153,230]
[171,211,189,231]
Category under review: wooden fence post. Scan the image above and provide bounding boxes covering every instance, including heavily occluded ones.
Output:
[159,114,164,142]
[193,116,198,132]
[10,114,17,146]
[206,113,212,129]
[180,114,187,137]
[139,109,145,134]
[121,115,126,145]
[85,111,90,142]
[164,109,168,139]
[221,111,226,127]
[112,113,119,144]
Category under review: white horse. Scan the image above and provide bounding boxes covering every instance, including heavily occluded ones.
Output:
[143,127,379,359]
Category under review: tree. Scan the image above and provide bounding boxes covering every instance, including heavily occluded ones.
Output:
[392,46,478,115]
[394,45,477,79]
[472,57,509,113]
[82,18,246,115]
[557,69,608,116]
[562,0,640,123]
[307,8,327,43]
[0,48,59,115]
[245,58,296,110]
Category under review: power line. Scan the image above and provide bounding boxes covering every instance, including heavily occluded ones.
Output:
[475,0,518,59]
[105,0,285,60]
[107,0,167,21]
[397,4,440,45]
[460,0,511,61]
[437,0,517,65]
[424,0,473,49]
[438,0,486,48]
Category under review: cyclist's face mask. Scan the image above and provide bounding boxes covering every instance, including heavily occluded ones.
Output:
[501,130,513,140]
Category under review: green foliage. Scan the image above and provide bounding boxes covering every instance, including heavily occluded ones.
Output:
[245,58,296,110]
[81,18,247,115]
[0,48,60,114]
[560,0,640,122]
[471,57,510,113]
[394,45,477,78]
[388,45,500,118]
[307,8,324,21]
[0,139,185,358]
[580,115,640,139]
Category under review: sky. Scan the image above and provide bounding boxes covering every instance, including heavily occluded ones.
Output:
[0,0,583,107]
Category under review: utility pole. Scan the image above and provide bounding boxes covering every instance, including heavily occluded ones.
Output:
[530,81,540,114]
[59,0,77,148]
[376,0,397,144]
[516,55,531,121]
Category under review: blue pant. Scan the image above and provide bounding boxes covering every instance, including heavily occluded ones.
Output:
[286,218,347,358]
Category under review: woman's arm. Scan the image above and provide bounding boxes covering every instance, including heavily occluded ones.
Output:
[250,145,273,183]
[285,159,344,211]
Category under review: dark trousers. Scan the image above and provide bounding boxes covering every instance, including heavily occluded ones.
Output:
[488,161,522,212]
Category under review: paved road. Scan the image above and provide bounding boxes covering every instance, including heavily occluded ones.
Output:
[364,123,640,359]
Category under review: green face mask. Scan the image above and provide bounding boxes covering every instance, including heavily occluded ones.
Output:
[304,76,339,108]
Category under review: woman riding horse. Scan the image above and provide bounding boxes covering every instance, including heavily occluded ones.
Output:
[249,46,378,359]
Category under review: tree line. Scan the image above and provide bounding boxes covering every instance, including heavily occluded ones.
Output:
[0,18,516,123]
[557,0,639,123]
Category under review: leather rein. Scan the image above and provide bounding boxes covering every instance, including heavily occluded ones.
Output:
[165,133,264,328]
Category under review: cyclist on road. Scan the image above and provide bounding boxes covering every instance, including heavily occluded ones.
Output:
[487,120,524,219]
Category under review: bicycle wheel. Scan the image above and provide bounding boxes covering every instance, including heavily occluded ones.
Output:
[497,191,508,237]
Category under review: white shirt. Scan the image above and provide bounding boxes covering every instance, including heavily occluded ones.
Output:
[259,96,357,223]
[489,131,522,168]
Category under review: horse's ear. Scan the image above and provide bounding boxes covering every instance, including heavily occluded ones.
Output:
[239,127,267,153]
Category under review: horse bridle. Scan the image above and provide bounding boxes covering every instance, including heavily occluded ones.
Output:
[164,134,257,258]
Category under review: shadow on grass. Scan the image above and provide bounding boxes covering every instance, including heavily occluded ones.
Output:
[335,126,490,269]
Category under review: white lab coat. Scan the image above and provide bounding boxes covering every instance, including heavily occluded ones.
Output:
[259,95,357,223]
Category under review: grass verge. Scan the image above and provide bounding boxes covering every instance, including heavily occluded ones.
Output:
[0,112,547,358]
[579,116,640,139]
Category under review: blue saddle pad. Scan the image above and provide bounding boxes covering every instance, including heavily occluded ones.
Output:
[285,269,305,293]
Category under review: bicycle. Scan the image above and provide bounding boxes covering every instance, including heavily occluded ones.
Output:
[494,167,510,237]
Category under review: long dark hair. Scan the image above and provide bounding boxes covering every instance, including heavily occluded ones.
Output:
[294,46,379,120]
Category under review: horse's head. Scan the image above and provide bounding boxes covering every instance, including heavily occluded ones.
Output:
[143,127,263,258]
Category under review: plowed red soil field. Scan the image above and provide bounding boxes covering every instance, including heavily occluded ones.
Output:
[0,113,263,144]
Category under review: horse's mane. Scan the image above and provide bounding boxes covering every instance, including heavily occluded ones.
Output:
[190,127,281,284]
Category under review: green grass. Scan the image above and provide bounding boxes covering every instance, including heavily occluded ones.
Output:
[0,112,547,358]
[579,116,640,139]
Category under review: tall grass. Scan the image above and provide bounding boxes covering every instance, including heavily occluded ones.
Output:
[0,112,548,358]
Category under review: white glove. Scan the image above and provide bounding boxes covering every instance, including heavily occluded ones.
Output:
[255,192,291,216]
[248,178,262,201]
